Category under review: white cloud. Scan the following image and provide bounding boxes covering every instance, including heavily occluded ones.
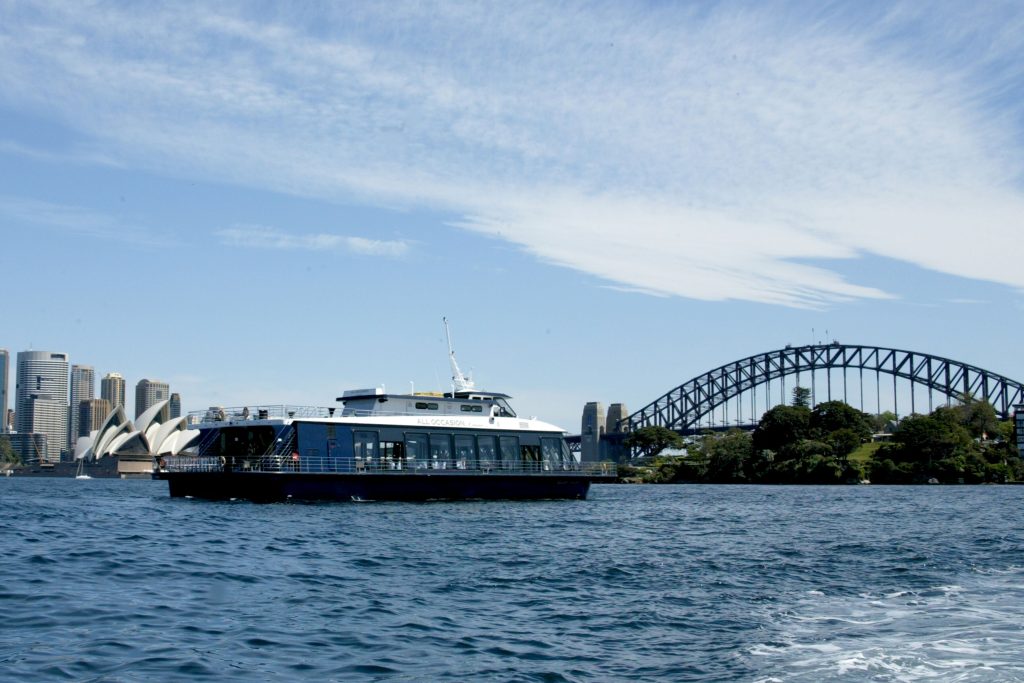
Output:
[1,2,1022,305]
[216,224,409,257]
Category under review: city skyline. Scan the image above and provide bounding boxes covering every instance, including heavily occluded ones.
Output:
[1,3,1022,432]
[0,347,180,461]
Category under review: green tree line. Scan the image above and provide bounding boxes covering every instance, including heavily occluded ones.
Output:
[620,388,1022,485]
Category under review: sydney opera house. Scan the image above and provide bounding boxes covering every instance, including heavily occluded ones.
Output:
[74,399,200,477]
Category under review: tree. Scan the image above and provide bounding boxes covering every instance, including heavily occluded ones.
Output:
[828,428,864,460]
[886,410,973,475]
[810,401,872,441]
[623,426,684,457]
[957,398,999,439]
[870,411,898,433]
[705,430,753,482]
[0,438,20,465]
[753,405,810,455]
[791,386,811,409]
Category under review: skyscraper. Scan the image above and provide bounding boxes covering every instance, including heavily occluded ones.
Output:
[169,393,181,419]
[0,349,8,434]
[101,372,126,410]
[69,365,95,452]
[15,350,69,463]
[79,398,111,438]
[135,379,169,420]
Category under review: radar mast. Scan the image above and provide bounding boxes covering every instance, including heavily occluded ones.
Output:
[443,317,475,393]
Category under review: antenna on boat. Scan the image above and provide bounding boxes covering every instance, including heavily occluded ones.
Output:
[443,316,475,393]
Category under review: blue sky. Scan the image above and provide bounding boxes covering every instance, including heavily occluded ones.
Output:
[1,1,1022,431]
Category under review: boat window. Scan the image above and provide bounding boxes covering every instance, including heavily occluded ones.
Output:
[405,432,428,469]
[494,398,516,418]
[477,435,497,469]
[521,444,542,470]
[415,402,439,411]
[460,404,483,413]
[353,430,379,468]
[380,441,404,470]
[560,439,574,469]
[429,433,452,469]
[499,435,519,470]
[454,434,476,469]
[203,425,279,457]
[541,437,564,470]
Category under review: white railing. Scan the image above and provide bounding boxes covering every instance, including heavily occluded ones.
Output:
[159,455,617,477]
[186,404,517,424]
[187,405,331,423]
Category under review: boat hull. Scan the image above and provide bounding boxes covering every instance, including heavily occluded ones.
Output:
[157,471,597,502]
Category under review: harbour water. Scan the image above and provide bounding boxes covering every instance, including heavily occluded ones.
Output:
[1,479,1022,681]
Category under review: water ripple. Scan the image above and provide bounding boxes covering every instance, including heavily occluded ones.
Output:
[1,480,1023,681]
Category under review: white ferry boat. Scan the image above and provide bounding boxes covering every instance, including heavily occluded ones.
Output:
[157,321,614,501]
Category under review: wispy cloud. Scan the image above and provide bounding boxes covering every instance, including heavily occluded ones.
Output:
[217,224,409,257]
[1,2,1022,305]
[0,195,173,248]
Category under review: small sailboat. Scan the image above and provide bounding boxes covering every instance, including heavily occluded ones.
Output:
[75,457,92,480]
[74,435,92,479]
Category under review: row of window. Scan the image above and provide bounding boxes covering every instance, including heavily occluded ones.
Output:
[350,430,572,469]
[414,402,485,413]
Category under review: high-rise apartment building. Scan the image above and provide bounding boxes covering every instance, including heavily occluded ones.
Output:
[79,398,111,438]
[101,372,126,410]
[69,365,95,452]
[0,349,8,434]
[169,393,181,419]
[135,379,169,420]
[15,350,69,463]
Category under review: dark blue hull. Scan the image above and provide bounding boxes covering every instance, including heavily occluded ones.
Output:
[158,471,596,502]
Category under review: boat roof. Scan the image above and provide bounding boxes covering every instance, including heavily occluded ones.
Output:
[336,389,512,402]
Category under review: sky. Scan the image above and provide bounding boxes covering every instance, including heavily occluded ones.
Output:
[1,0,1023,432]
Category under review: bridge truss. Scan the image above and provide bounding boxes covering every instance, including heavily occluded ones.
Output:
[625,344,1024,435]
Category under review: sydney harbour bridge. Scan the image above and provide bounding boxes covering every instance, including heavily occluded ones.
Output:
[575,343,1024,460]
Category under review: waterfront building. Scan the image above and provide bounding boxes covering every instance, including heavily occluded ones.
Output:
[135,379,170,421]
[79,398,111,438]
[0,348,8,433]
[15,351,69,462]
[21,399,66,463]
[69,365,95,452]
[0,432,48,464]
[169,393,181,419]
[101,372,126,410]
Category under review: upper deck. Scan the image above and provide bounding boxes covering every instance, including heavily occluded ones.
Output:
[188,389,564,433]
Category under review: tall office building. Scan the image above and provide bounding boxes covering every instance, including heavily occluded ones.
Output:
[135,379,170,420]
[15,350,70,463]
[169,393,181,419]
[79,398,111,438]
[0,349,8,434]
[101,372,126,410]
[69,365,95,452]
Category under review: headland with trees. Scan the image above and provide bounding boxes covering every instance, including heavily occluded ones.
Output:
[619,387,1023,484]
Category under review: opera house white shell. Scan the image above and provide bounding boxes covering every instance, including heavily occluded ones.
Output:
[75,400,200,460]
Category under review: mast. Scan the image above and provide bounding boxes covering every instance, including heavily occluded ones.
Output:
[443,317,475,393]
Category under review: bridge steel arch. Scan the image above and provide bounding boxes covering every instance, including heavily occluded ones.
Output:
[625,344,1024,435]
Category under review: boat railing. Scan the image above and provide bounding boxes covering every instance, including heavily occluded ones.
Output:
[159,455,617,477]
[186,405,332,424]
[186,404,506,423]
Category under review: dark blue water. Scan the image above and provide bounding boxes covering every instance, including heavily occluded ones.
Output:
[2,480,1022,682]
